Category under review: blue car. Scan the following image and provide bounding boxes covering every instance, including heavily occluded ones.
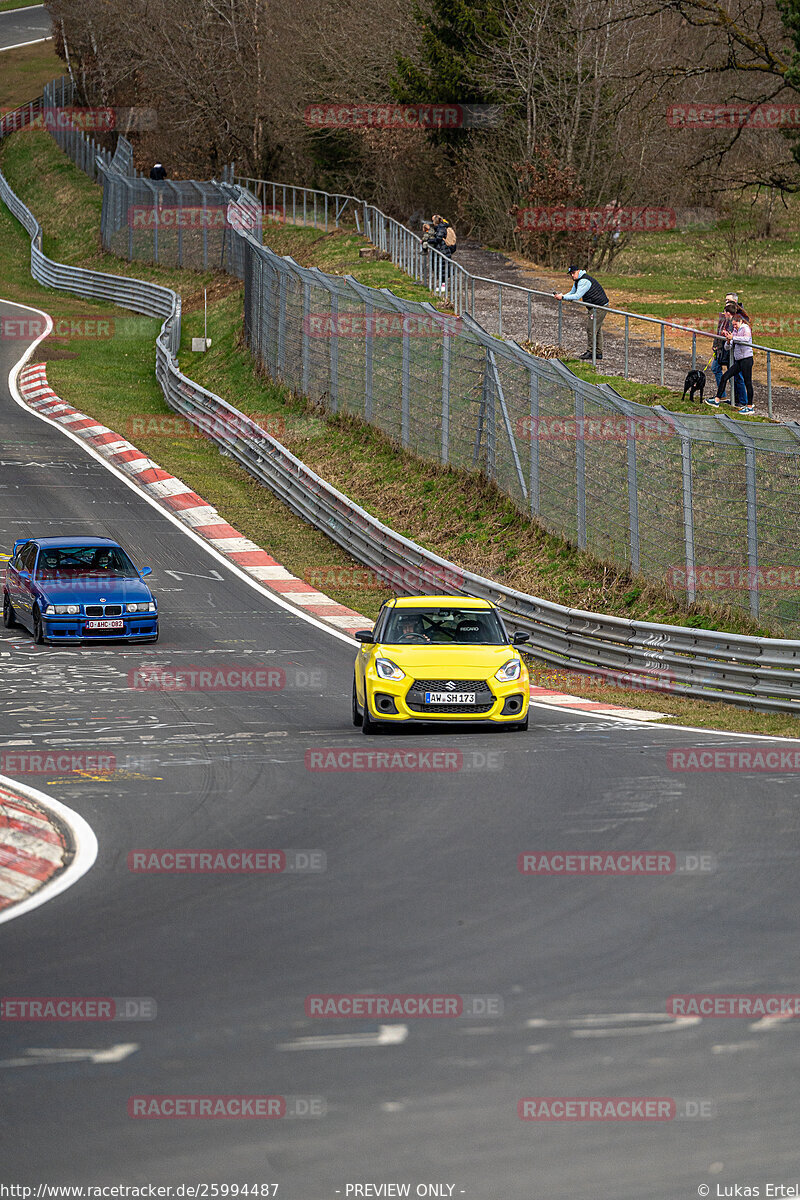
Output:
[3,537,158,644]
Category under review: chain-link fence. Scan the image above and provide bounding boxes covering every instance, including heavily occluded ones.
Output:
[51,97,799,636]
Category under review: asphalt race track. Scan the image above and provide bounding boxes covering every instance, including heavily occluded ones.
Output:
[0,5,51,51]
[1,301,800,1197]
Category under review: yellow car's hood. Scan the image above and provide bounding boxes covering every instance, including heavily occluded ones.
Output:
[375,643,517,676]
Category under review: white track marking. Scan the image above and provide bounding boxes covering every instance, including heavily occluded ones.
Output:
[0,1043,138,1067]
[277,1025,409,1050]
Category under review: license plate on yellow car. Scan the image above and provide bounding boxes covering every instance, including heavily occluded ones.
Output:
[425,691,476,704]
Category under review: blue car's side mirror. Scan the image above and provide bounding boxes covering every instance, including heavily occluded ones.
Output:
[139,566,152,578]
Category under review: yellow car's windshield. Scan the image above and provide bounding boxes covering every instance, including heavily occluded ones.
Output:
[382,607,506,646]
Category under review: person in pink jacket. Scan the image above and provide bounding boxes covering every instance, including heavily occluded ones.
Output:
[706,314,755,414]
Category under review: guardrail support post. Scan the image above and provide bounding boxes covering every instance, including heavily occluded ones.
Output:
[767,351,772,419]
[277,270,287,376]
[680,435,696,603]
[660,323,665,385]
[717,415,760,620]
[624,314,629,378]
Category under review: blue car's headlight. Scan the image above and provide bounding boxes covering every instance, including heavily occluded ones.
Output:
[126,602,154,613]
[44,605,80,616]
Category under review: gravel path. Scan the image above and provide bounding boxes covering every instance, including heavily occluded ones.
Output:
[454,242,800,425]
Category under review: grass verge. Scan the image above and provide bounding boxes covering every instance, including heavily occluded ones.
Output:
[0,40,60,110]
[1,130,799,737]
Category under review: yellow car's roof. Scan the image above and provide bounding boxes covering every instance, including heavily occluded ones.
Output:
[389,595,494,609]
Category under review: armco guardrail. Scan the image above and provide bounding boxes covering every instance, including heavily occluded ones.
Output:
[2,103,800,712]
[236,173,800,420]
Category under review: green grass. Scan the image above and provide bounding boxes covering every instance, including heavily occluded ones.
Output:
[0,0,45,13]
[0,41,60,111]
[2,129,800,737]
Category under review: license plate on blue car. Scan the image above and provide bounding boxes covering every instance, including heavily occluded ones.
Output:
[85,619,124,630]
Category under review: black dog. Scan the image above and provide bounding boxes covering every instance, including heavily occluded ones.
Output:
[681,369,706,403]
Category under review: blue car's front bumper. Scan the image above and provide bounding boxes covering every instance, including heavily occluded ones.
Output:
[42,615,158,642]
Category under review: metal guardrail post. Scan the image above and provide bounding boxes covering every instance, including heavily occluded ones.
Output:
[660,323,665,384]
[767,351,772,418]
[487,355,496,481]
[624,314,629,378]
[680,434,696,603]
[575,392,586,549]
[498,284,503,336]
[527,293,532,341]
[529,368,540,518]
[692,331,696,371]
[489,352,527,503]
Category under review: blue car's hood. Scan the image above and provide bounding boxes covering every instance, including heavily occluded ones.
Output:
[36,576,154,605]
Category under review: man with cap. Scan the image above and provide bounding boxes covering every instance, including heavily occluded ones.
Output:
[554,266,610,361]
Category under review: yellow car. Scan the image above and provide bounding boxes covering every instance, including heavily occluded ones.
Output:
[352,595,530,733]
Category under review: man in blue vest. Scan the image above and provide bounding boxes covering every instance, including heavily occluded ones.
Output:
[554,265,610,361]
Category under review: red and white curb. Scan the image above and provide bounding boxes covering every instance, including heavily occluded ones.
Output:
[17,363,368,635]
[0,785,68,911]
[528,684,668,722]
[15,360,667,723]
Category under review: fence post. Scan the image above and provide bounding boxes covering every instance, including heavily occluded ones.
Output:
[624,314,629,379]
[575,392,586,549]
[301,281,310,394]
[529,367,540,518]
[329,289,339,412]
[626,412,641,574]
[364,298,374,422]
[277,269,287,376]
[401,315,410,447]
[441,323,450,465]
[717,416,759,620]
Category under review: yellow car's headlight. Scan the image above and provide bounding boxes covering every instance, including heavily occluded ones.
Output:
[375,657,405,681]
[495,657,522,682]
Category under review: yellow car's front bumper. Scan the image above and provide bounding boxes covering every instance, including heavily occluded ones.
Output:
[363,669,529,724]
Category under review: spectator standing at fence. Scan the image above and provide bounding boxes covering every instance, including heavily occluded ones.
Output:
[430,214,457,293]
[711,293,747,407]
[554,266,610,361]
[708,313,755,413]
[149,162,167,180]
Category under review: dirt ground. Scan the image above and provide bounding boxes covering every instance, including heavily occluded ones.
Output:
[454,242,800,425]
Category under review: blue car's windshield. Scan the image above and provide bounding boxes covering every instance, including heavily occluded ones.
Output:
[36,545,139,578]
[382,607,506,646]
